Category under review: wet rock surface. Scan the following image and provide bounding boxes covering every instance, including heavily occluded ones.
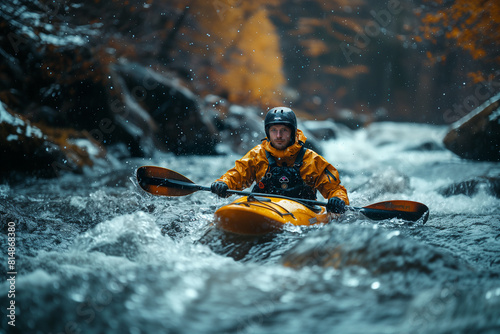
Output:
[438,177,500,198]
[443,93,500,162]
[0,104,104,178]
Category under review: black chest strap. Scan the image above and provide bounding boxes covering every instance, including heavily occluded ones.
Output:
[265,146,307,168]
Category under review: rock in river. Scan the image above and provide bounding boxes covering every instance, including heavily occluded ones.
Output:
[0,103,105,178]
[443,93,500,162]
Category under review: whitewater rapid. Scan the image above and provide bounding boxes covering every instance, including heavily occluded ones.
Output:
[1,122,499,333]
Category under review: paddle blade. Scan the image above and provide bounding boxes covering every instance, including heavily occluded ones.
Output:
[136,166,198,196]
[360,200,429,223]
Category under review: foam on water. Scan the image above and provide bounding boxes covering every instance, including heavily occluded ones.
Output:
[1,122,499,334]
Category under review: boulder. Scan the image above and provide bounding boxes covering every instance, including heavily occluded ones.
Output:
[443,93,500,161]
[438,180,480,197]
[438,177,500,198]
[0,103,105,178]
[109,62,219,155]
[215,104,263,155]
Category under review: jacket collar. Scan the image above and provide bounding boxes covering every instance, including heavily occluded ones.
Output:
[263,129,307,159]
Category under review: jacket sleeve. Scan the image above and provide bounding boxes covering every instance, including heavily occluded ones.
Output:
[302,151,350,205]
[216,146,262,190]
[315,165,349,205]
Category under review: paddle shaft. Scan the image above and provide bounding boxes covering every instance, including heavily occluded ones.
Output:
[137,166,429,223]
[147,176,364,210]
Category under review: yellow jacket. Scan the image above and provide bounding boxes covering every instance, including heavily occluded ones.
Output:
[217,129,349,204]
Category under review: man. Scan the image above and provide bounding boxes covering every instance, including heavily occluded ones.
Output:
[211,107,348,213]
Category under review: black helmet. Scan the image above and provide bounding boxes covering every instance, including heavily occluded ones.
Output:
[264,107,297,139]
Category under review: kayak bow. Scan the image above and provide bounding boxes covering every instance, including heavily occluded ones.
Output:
[214,195,334,235]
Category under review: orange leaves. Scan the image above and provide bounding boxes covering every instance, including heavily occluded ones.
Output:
[324,65,369,79]
[420,10,445,25]
[418,0,499,65]
[470,48,486,61]
[301,39,328,57]
[297,17,325,35]
[445,27,461,40]
[467,71,485,84]
[218,8,285,105]
[188,1,286,107]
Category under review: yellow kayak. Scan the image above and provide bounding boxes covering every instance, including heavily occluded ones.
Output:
[135,167,430,235]
[214,195,334,235]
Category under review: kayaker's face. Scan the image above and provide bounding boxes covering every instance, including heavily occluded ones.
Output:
[269,124,293,150]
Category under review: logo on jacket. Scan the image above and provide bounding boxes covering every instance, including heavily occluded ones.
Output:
[279,176,289,189]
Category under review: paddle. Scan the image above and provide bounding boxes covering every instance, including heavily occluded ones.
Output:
[136,166,429,224]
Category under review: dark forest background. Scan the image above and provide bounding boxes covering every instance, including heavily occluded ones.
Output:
[0,0,499,174]
[2,0,498,122]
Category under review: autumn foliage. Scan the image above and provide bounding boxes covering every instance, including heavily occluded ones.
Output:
[418,0,500,82]
[184,1,285,105]
[1,0,499,128]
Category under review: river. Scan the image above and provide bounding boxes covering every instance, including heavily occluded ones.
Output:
[1,122,499,333]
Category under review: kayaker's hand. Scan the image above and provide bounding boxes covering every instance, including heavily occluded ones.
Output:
[327,197,346,213]
[211,181,229,198]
